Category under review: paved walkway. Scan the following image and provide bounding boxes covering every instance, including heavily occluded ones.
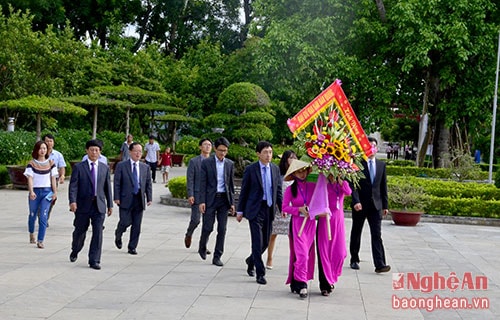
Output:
[0,167,498,320]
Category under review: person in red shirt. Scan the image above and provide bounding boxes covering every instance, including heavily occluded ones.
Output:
[158,147,172,184]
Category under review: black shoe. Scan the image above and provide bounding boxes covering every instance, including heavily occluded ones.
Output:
[69,252,77,263]
[245,257,255,277]
[350,262,360,270]
[89,263,101,270]
[115,237,122,250]
[375,265,391,273]
[198,249,206,260]
[256,275,267,285]
[212,257,223,267]
[128,248,138,255]
[184,235,192,248]
[206,250,211,255]
[299,288,308,299]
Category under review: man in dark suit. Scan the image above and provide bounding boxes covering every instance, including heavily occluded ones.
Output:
[68,140,113,270]
[198,137,235,267]
[349,137,391,273]
[113,142,153,255]
[184,138,213,250]
[237,141,282,285]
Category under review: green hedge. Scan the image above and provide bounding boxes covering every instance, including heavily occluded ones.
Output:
[0,165,9,185]
[341,176,500,219]
[169,176,187,199]
[386,165,489,180]
[0,129,138,166]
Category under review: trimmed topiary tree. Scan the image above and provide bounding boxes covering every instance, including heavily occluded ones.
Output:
[204,82,275,147]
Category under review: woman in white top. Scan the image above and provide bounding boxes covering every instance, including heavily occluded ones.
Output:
[24,141,58,248]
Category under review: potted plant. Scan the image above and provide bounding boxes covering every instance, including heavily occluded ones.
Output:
[388,182,428,226]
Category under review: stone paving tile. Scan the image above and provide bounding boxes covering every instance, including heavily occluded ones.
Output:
[0,167,497,319]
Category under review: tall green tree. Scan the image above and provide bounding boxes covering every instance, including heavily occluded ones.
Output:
[133,0,243,57]
[348,0,499,167]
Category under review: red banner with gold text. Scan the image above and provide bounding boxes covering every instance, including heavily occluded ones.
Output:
[287,79,373,158]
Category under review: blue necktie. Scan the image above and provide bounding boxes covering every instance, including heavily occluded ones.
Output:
[90,162,96,196]
[133,162,139,195]
[263,166,272,207]
[369,160,375,184]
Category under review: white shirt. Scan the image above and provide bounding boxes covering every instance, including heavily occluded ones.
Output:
[144,142,160,162]
[130,160,141,189]
[215,157,225,193]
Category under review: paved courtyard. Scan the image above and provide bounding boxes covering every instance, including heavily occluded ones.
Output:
[0,166,498,319]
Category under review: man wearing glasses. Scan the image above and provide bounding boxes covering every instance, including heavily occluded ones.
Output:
[197,137,235,267]
[184,138,213,253]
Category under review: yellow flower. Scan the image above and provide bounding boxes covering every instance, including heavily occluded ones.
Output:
[306,133,311,138]
[343,153,351,162]
[326,144,335,154]
[312,145,319,153]
[333,149,345,160]
[311,134,318,141]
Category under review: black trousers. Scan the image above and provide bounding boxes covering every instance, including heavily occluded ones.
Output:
[115,193,144,250]
[349,202,387,269]
[199,196,230,259]
[72,201,105,265]
[146,161,158,182]
[246,201,273,277]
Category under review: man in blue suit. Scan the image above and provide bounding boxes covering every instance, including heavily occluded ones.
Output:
[113,142,153,255]
[198,137,235,267]
[184,138,213,250]
[68,140,113,270]
[237,141,282,285]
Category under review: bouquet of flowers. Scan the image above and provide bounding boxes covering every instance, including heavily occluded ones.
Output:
[296,103,365,188]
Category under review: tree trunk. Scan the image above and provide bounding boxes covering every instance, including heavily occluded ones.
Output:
[373,0,387,22]
[432,117,450,168]
[92,106,98,139]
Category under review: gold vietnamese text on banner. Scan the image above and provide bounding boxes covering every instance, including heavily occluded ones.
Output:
[287,79,373,158]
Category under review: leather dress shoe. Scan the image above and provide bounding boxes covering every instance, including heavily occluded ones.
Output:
[198,249,207,260]
[128,248,138,255]
[89,263,101,270]
[212,257,223,267]
[350,262,360,270]
[375,265,391,273]
[299,288,308,299]
[184,235,192,248]
[115,237,122,249]
[245,258,255,277]
[69,252,78,263]
[256,275,267,285]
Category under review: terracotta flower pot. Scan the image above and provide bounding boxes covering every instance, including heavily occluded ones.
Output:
[7,165,28,190]
[390,210,423,226]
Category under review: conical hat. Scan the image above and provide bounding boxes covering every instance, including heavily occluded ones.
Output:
[284,159,312,181]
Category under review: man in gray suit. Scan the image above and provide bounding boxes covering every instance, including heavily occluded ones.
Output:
[69,140,113,270]
[113,142,153,255]
[184,138,213,250]
[198,137,235,267]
